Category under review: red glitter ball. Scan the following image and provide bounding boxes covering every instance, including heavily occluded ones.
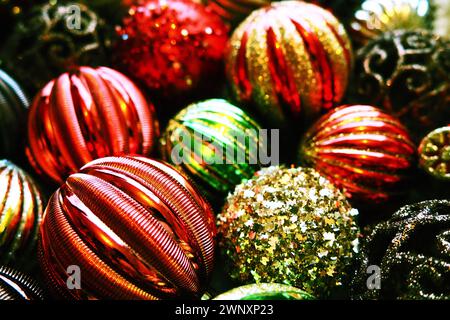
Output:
[114,0,229,96]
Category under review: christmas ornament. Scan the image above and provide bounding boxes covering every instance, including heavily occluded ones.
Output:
[418,126,450,180]
[299,105,416,202]
[226,1,353,128]
[26,66,159,185]
[351,200,450,300]
[201,0,271,27]
[213,283,315,300]
[349,0,435,47]
[354,29,450,138]
[160,99,262,202]
[39,156,216,300]
[2,1,111,93]
[0,160,43,270]
[217,166,360,298]
[114,0,229,97]
[0,69,29,160]
[0,266,45,300]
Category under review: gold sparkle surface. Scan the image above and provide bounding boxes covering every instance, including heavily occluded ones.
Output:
[217,166,360,298]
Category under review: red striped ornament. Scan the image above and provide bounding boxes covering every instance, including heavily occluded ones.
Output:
[299,105,416,202]
[226,1,352,127]
[39,156,216,300]
[26,66,159,185]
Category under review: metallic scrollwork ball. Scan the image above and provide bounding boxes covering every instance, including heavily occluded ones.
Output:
[354,29,450,139]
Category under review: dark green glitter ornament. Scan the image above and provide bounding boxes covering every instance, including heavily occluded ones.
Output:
[351,199,450,300]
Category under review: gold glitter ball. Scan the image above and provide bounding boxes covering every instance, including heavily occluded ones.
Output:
[217,166,360,298]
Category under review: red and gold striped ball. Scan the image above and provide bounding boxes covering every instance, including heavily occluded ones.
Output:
[226,1,352,127]
[39,156,216,300]
[299,105,416,202]
[0,160,43,270]
[26,66,159,185]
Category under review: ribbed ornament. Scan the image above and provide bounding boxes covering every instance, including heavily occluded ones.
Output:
[0,160,43,269]
[0,266,45,300]
[299,105,416,202]
[349,0,435,47]
[26,66,159,185]
[160,99,262,201]
[226,1,352,127]
[39,156,216,300]
[0,69,29,160]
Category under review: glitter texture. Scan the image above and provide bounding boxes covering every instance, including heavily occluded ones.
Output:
[0,69,29,160]
[419,126,450,180]
[225,1,352,127]
[0,266,45,300]
[217,166,360,298]
[114,0,229,97]
[351,200,450,300]
[213,283,315,300]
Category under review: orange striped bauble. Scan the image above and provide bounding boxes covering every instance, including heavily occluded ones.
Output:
[299,105,416,202]
[39,156,216,299]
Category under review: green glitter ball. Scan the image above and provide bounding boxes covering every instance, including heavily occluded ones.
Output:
[160,99,263,203]
[213,283,315,300]
[217,166,360,298]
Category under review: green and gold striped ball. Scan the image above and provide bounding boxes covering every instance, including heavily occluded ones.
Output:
[0,160,43,270]
[160,99,262,202]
